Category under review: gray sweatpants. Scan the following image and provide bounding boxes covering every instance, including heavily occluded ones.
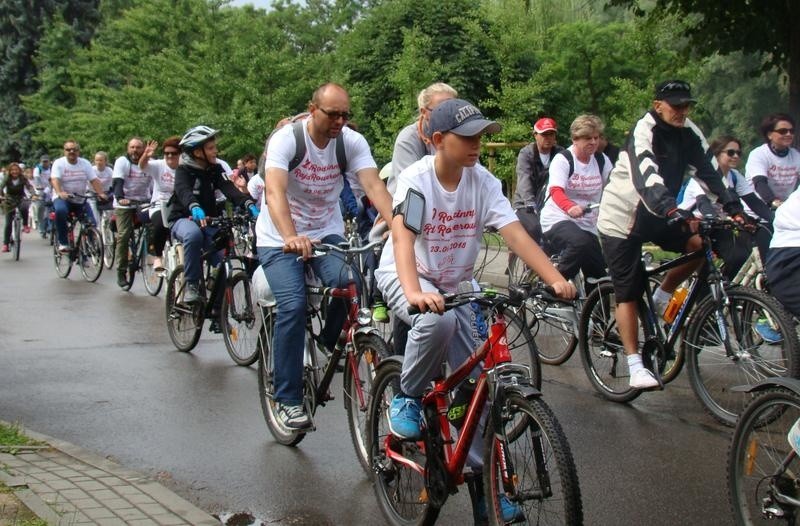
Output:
[376,271,486,468]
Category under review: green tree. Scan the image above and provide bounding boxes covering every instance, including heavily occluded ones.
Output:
[0,0,100,161]
[609,0,800,117]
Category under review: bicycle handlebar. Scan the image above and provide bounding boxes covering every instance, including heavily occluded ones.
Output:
[406,285,559,316]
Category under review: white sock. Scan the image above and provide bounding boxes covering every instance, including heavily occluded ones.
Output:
[653,287,671,313]
[627,353,644,373]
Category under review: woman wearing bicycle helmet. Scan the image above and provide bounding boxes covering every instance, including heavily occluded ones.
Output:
[167,125,258,305]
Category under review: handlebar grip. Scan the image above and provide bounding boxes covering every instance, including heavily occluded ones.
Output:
[407,305,421,315]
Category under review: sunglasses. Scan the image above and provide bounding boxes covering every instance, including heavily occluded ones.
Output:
[318,107,351,121]
[773,127,795,135]
[164,151,180,157]
[724,149,742,157]
[64,148,78,152]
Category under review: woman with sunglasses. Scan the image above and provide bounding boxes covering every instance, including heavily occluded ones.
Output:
[140,136,181,274]
[678,135,773,279]
[745,113,800,211]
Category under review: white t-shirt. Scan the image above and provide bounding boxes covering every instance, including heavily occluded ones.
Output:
[540,147,611,234]
[256,119,377,247]
[247,174,264,206]
[92,166,113,192]
[376,155,518,293]
[112,156,152,206]
[678,169,755,217]
[51,157,97,198]
[770,186,800,248]
[744,144,800,202]
[142,159,175,204]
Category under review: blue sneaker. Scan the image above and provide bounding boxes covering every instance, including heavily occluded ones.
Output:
[388,394,422,440]
[476,493,525,524]
[755,318,783,344]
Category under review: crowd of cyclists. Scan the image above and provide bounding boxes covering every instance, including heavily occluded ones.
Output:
[1,78,800,524]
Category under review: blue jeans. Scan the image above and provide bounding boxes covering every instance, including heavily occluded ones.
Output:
[53,198,94,246]
[171,218,220,284]
[257,234,360,405]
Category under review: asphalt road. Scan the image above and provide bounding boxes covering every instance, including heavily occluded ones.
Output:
[0,232,736,525]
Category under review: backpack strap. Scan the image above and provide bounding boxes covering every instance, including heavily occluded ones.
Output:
[288,119,347,176]
[560,149,606,178]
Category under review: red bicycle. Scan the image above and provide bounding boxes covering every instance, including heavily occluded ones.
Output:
[368,285,582,525]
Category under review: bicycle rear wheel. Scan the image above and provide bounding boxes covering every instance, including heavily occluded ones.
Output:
[257,305,307,446]
[79,226,104,282]
[686,287,800,426]
[52,230,72,278]
[141,234,163,296]
[344,331,391,475]
[12,214,21,261]
[221,272,259,366]
[102,216,115,269]
[483,394,583,525]
[578,281,641,402]
[165,264,203,352]
[369,359,440,526]
[728,386,800,526]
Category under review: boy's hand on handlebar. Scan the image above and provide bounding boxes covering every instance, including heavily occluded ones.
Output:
[408,291,445,315]
[567,205,584,218]
[283,235,314,260]
[550,280,577,300]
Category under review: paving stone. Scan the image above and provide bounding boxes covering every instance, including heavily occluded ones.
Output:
[127,492,157,505]
[137,502,169,516]
[116,484,145,495]
[61,488,90,500]
[117,507,148,521]
[74,479,107,491]
[47,479,77,490]
[95,518,129,526]
[127,519,160,526]
[70,497,103,509]
[152,513,188,526]
[89,488,119,500]
[105,497,135,510]
[83,506,118,520]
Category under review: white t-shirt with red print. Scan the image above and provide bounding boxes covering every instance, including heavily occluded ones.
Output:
[256,118,377,247]
[142,159,175,205]
[745,144,800,202]
[51,157,97,197]
[376,155,518,293]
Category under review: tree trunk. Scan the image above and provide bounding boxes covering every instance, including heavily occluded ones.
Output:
[789,0,800,119]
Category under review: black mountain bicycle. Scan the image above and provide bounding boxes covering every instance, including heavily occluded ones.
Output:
[51,195,104,282]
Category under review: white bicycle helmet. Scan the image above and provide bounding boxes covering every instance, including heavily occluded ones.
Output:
[179,125,219,152]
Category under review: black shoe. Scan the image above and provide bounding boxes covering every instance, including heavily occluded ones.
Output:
[208,319,222,333]
[183,282,201,304]
[117,275,128,288]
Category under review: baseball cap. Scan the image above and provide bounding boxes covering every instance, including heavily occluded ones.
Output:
[40,154,50,161]
[429,99,502,136]
[533,117,557,134]
[654,80,696,105]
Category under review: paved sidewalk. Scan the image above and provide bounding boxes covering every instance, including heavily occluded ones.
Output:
[0,422,219,526]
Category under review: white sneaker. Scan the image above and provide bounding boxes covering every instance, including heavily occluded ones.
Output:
[629,368,659,389]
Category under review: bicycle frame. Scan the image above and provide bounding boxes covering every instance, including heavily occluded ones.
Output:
[383,300,534,489]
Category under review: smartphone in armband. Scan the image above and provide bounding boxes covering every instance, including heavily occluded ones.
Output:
[393,188,425,235]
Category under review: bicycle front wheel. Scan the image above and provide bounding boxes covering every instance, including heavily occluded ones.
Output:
[502,305,542,389]
[369,359,440,526]
[102,217,115,269]
[686,287,800,426]
[141,236,163,296]
[165,264,203,352]
[728,386,800,526]
[12,215,21,261]
[483,394,583,525]
[52,231,72,279]
[79,227,104,282]
[221,272,259,366]
[344,331,391,475]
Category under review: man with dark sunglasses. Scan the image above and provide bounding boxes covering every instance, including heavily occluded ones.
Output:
[597,79,745,389]
[255,82,393,430]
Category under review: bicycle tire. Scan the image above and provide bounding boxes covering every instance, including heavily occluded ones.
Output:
[79,226,104,283]
[506,251,527,290]
[141,231,163,296]
[52,230,72,279]
[256,306,307,447]
[119,236,136,291]
[221,272,259,366]
[578,281,642,402]
[344,331,392,475]
[523,272,579,366]
[686,287,800,426]
[483,394,583,525]
[102,216,115,269]
[502,305,542,389]
[728,386,800,526]
[369,359,441,526]
[165,265,203,352]
[12,214,21,261]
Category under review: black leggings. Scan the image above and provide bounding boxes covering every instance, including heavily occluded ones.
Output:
[543,220,606,282]
[3,204,29,244]
[150,209,170,256]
